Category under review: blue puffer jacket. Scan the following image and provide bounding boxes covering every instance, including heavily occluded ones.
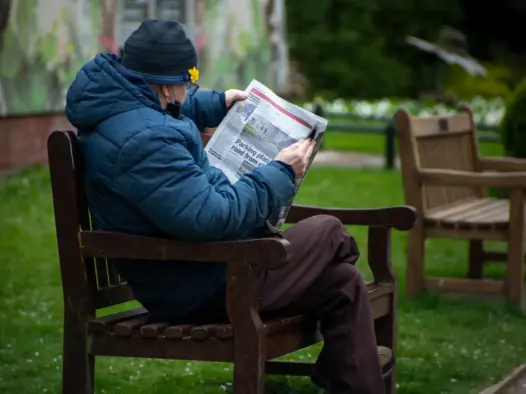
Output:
[65,53,295,319]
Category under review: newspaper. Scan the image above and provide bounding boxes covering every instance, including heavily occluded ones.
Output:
[205,79,328,229]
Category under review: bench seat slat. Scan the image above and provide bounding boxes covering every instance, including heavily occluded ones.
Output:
[114,315,150,336]
[140,322,171,338]
[424,198,516,229]
[88,307,148,333]
[87,283,394,338]
[165,325,193,339]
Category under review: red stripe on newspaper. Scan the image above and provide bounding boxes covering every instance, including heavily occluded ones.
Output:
[252,89,312,129]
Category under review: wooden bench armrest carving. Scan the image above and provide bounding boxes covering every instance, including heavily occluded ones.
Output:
[418,168,526,189]
[478,157,526,172]
[288,204,417,230]
[80,231,292,269]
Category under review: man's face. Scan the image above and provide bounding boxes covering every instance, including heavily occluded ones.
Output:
[171,84,188,104]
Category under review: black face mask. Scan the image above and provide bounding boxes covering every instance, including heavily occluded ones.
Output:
[166,101,181,119]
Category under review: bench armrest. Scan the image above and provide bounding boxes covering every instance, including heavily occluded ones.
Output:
[478,157,526,172]
[287,204,417,230]
[418,168,526,189]
[79,231,291,270]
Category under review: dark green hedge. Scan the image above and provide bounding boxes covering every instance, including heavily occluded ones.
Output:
[500,78,526,158]
[285,1,462,99]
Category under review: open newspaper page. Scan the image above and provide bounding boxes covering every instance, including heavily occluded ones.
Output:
[205,79,328,228]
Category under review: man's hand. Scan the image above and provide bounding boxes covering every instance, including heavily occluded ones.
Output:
[275,139,315,178]
[225,89,249,109]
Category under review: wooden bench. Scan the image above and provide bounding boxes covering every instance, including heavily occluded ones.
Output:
[47,129,416,394]
[395,106,526,310]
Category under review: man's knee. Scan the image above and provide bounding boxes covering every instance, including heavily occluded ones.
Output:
[329,263,366,291]
[303,214,345,237]
[337,263,364,283]
[315,214,344,228]
[321,263,366,304]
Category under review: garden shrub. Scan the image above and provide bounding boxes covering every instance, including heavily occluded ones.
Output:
[285,0,462,99]
[499,77,526,158]
[444,63,513,101]
[484,77,526,198]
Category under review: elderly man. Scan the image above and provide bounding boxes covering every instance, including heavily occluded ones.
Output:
[65,18,392,394]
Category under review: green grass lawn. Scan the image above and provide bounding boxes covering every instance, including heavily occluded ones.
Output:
[322,131,504,157]
[1,165,525,394]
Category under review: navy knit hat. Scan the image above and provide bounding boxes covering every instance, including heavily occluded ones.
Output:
[121,19,198,85]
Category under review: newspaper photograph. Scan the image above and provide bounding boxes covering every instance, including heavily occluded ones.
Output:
[205,79,328,228]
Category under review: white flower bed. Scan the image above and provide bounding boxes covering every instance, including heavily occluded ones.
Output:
[303,96,506,127]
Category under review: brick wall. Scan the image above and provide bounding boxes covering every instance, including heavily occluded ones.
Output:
[0,113,73,173]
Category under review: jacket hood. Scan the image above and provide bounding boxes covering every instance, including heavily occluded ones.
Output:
[65,53,163,131]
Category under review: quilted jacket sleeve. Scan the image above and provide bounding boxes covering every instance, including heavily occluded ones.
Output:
[181,90,227,130]
[205,165,232,190]
[113,126,295,242]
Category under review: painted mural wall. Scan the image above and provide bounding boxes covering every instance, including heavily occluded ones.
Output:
[196,0,286,92]
[0,0,288,117]
[0,0,102,116]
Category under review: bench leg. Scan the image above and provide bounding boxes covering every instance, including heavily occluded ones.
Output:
[506,190,526,312]
[468,240,484,279]
[375,291,397,394]
[228,261,266,393]
[406,224,425,298]
[234,349,265,394]
[62,329,94,394]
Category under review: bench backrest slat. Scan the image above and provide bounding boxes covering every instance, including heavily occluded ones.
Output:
[48,130,134,312]
[395,106,483,213]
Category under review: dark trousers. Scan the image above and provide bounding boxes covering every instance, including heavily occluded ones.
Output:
[182,215,385,394]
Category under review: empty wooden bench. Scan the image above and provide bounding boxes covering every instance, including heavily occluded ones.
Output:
[47,129,416,394]
[395,106,526,310]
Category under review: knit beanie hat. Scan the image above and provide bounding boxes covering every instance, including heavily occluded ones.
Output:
[121,19,199,85]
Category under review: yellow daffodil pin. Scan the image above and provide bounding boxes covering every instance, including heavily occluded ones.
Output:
[188,67,199,84]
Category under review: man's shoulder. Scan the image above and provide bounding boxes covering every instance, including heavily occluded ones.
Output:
[94,107,187,148]
[108,110,196,173]
[79,106,200,177]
